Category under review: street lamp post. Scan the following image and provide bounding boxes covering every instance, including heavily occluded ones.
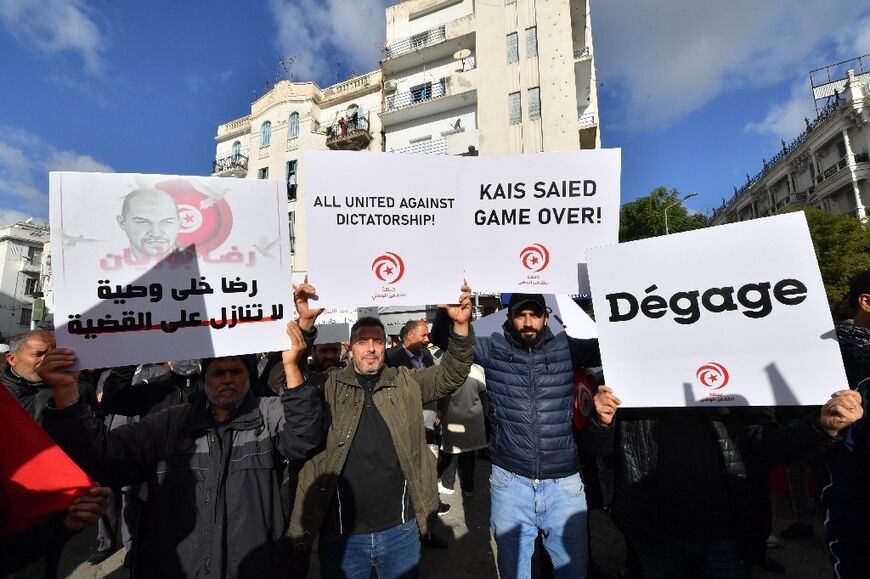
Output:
[664,192,697,235]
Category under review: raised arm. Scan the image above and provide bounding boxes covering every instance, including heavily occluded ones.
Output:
[416,283,474,403]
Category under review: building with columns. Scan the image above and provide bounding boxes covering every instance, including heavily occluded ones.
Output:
[711,65,870,225]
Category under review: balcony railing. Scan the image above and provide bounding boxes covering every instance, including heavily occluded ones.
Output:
[212,153,248,174]
[573,47,590,59]
[384,25,446,59]
[385,80,446,111]
[817,156,849,183]
[326,115,371,145]
[578,110,596,128]
[855,152,869,163]
[390,138,447,155]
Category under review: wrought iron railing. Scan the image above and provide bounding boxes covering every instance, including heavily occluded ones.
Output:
[212,154,248,174]
[384,25,446,59]
[574,46,590,59]
[578,110,596,128]
[385,79,447,111]
[326,115,371,142]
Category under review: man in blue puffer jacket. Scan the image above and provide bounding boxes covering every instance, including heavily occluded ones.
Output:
[433,293,619,579]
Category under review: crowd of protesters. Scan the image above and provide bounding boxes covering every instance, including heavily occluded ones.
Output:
[1,271,869,579]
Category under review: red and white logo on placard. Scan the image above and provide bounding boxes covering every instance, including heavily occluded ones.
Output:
[696,362,729,390]
[372,252,405,284]
[520,243,550,272]
[156,179,233,255]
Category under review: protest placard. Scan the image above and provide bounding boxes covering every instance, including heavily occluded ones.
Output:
[586,212,846,407]
[463,150,620,294]
[304,151,464,307]
[49,172,292,368]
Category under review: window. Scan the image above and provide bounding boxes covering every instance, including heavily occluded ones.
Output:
[24,277,38,296]
[27,245,42,265]
[837,140,847,159]
[257,167,269,179]
[508,91,522,124]
[286,160,298,201]
[260,121,271,147]
[19,307,31,327]
[525,27,538,58]
[232,140,241,158]
[809,162,816,181]
[288,113,300,139]
[410,82,433,103]
[506,33,519,64]
[528,87,541,120]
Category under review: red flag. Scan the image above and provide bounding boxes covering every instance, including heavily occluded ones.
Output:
[0,383,94,535]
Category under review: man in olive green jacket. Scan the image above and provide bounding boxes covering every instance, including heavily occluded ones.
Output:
[284,281,473,578]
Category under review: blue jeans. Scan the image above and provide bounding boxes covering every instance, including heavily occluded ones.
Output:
[489,464,588,579]
[318,519,420,579]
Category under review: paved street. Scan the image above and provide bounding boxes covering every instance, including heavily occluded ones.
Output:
[12,457,834,578]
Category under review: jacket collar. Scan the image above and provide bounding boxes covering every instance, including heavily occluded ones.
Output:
[181,390,264,436]
[335,364,397,392]
[1,364,44,394]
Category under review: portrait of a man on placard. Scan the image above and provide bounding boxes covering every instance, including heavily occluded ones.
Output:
[116,188,181,259]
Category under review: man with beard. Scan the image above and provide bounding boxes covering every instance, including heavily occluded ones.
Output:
[36,322,325,578]
[431,293,618,579]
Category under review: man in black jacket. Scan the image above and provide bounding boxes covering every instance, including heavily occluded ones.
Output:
[36,322,325,579]
[591,393,862,578]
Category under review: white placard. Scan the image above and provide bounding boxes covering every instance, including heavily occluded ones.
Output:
[50,172,292,368]
[305,151,464,307]
[315,307,379,343]
[463,150,620,294]
[586,213,846,407]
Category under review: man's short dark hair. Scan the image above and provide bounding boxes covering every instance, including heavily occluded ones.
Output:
[8,330,53,355]
[847,269,870,312]
[399,319,423,342]
[350,317,386,344]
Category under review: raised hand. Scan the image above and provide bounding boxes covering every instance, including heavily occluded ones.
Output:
[439,281,472,335]
[281,321,308,388]
[819,389,864,437]
[36,348,81,408]
[293,276,323,332]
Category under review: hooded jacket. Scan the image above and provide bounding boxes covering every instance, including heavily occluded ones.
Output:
[43,380,324,579]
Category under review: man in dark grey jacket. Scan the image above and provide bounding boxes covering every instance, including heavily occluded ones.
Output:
[36,322,325,579]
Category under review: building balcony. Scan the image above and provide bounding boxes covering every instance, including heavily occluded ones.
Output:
[386,80,446,111]
[390,138,447,155]
[578,110,596,129]
[18,260,40,273]
[381,69,477,127]
[573,46,591,61]
[384,25,446,60]
[326,115,372,151]
[212,154,248,177]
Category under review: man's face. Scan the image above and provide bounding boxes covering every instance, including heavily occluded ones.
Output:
[351,326,386,375]
[312,343,341,370]
[204,358,250,409]
[7,334,53,382]
[117,192,180,258]
[509,308,548,346]
[403,321,429,355]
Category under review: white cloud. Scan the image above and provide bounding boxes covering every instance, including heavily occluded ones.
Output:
[0,0,107,75]
[0,208,34,228]
[0,127,113,218]
[268,0,389,84]
[593,0,870,131]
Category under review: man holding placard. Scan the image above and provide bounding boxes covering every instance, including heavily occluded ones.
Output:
[287,281,474,578]
[433,293,618,579]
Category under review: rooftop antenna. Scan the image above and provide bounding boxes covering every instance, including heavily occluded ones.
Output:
[277,52,301,83]
[258,63,271,91]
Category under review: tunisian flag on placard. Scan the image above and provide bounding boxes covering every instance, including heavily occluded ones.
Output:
[0,384,94,535]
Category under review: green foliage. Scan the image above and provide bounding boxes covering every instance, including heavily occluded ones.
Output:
[801,208,870,319]
[619,186,709,242]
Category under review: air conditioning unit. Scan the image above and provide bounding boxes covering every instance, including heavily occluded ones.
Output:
[383,80,397,94]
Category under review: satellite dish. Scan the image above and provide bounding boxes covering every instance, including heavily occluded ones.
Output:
[453,49,471,60]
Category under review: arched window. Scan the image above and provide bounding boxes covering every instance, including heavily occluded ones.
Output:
[288,113,300,139]
[232,141,241,158]
[260,122,271,147]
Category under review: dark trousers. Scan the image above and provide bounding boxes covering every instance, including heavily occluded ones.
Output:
[437,451,477,492]
[634,537,751,579]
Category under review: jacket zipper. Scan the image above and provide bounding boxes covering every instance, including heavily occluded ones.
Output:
[529,345,539,480]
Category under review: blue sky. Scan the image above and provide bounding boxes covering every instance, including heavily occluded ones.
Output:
[1,0,869,225]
